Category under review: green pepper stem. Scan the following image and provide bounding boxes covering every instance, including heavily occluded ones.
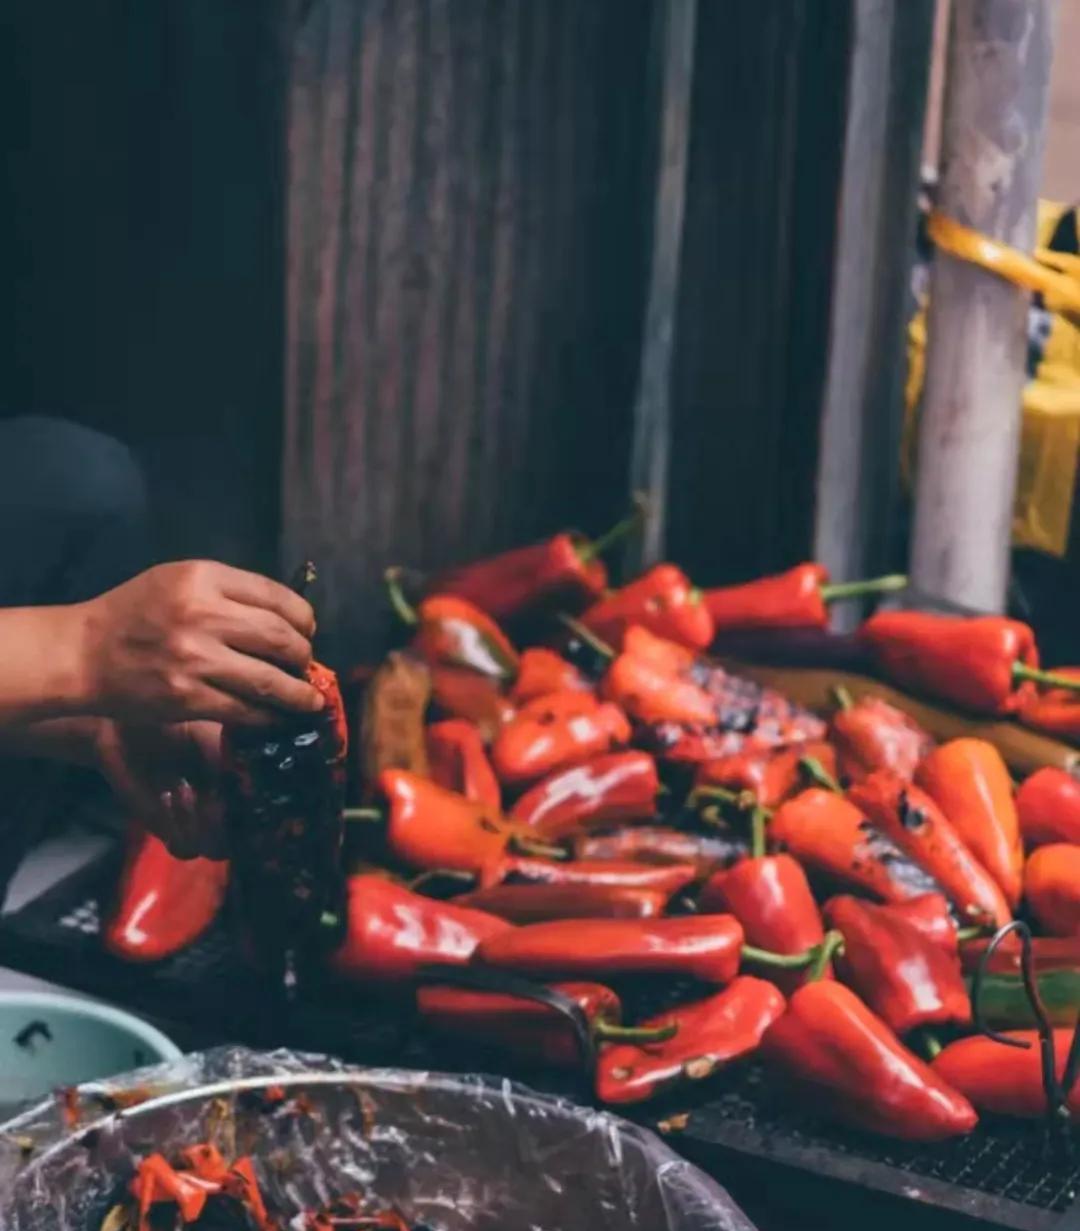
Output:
[1012,662,1080,694]
[749,805,767,860]
[818,574,908,603]
[576,495,649,563]
[511,835,569,861]
[343,807,384,823]
[808,930,845,982]
[799,756,842,793]
[920,1030,943,1060]
[741,942,820,970]
[956,926,984,943]
[556,613,615,661]
[593,1017,678,1045]
[831,685,854,711]
[384,566,419,627]
[408,869,476,892]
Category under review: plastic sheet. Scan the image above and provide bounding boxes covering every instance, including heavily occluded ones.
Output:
[0,1045,753,1231]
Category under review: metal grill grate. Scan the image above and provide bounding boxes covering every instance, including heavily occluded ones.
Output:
[3,855,1079,1231]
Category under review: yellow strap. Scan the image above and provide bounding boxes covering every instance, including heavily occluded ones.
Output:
[927,211,1080,317]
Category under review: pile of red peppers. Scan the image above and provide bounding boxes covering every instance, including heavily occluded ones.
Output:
[102,520,1080,1143]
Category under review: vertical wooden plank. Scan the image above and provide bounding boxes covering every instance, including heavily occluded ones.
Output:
[665,0,853,586]
[813,0,935,626]
[283,0,656,662]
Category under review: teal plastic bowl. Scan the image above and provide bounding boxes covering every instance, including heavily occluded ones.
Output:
[0,992,180,1119]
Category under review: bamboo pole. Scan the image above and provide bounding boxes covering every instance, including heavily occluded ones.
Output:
[909,0,1054,613]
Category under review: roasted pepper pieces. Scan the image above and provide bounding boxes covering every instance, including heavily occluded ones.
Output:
[824,895,970,1035]
[915,738,1023,908]
[847,772,1012,928]
[596,976,786,1104]
[327,873,509,983]
[1016,767,1080,848]
[509,750,659,839]
[761,979,978,1140]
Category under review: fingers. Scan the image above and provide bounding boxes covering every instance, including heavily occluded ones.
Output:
[217,566,316,638]
[221,604,313,675]
[205,650,325,716]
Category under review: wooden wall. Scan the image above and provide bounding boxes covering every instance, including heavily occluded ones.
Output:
[283,0,854,663]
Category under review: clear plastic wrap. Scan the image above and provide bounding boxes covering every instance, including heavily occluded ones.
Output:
[0,1046,754,1231]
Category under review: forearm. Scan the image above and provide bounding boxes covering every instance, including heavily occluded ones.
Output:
[0,717,102,768]
[0,605,91,726]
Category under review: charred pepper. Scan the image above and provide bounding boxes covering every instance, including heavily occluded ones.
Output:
[360,651,431,791]
[596,976,786,1104]
[223,658,348,988]
[829,688,933,783]
[695,741,838,809]
[572,825,746,876]
[847,772,1011,928]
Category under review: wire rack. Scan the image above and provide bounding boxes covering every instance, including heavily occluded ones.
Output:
[2,854,1079,1231]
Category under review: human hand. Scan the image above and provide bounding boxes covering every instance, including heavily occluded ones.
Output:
[96,719,229,859]
[77,561,322,726]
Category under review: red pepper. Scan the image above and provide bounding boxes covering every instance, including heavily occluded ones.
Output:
[596,976,786,1105]
[847,772,1012,928]
[581,564,715,650]
[490,698,631,786]
[699,804,827,992]
[858,611,1041,715]
[824,895,970,1035]
[696,741,838,809]
[704,566,908,634]
[1016,767,1080,848]
[481,854,699,895]
[130,1154,217,1226]
[915,738,1023,908]
[103,827,228,963]
[327,873,510,983]
[882,892,960,956]
[572,826,746,876]
[769,788,944,903]
[601,650,717,727]
[511,647,592,704]
[829,688,934,783]
[1017,665,1080,742]
[959,934,1080,976]
[515,690,601,721]
[386,569,519,680]
[761,979,978,1140]
[932,1030,1080,1118]
[1026,844,1080,936]
[418,980,671,1068]
[477,914,746,983]
[508,751,659,839]
[452,882,670,922]
[427,505,644,620]
[378,768,516,874]
[425,720,501,809]
[429,665,517,740]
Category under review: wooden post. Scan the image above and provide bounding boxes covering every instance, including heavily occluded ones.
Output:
[909,0,1054,613]
[626,0,697,570]
[812,0,935,629]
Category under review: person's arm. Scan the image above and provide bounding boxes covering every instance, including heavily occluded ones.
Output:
[0,716,102,766]
[0,560,324,732]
